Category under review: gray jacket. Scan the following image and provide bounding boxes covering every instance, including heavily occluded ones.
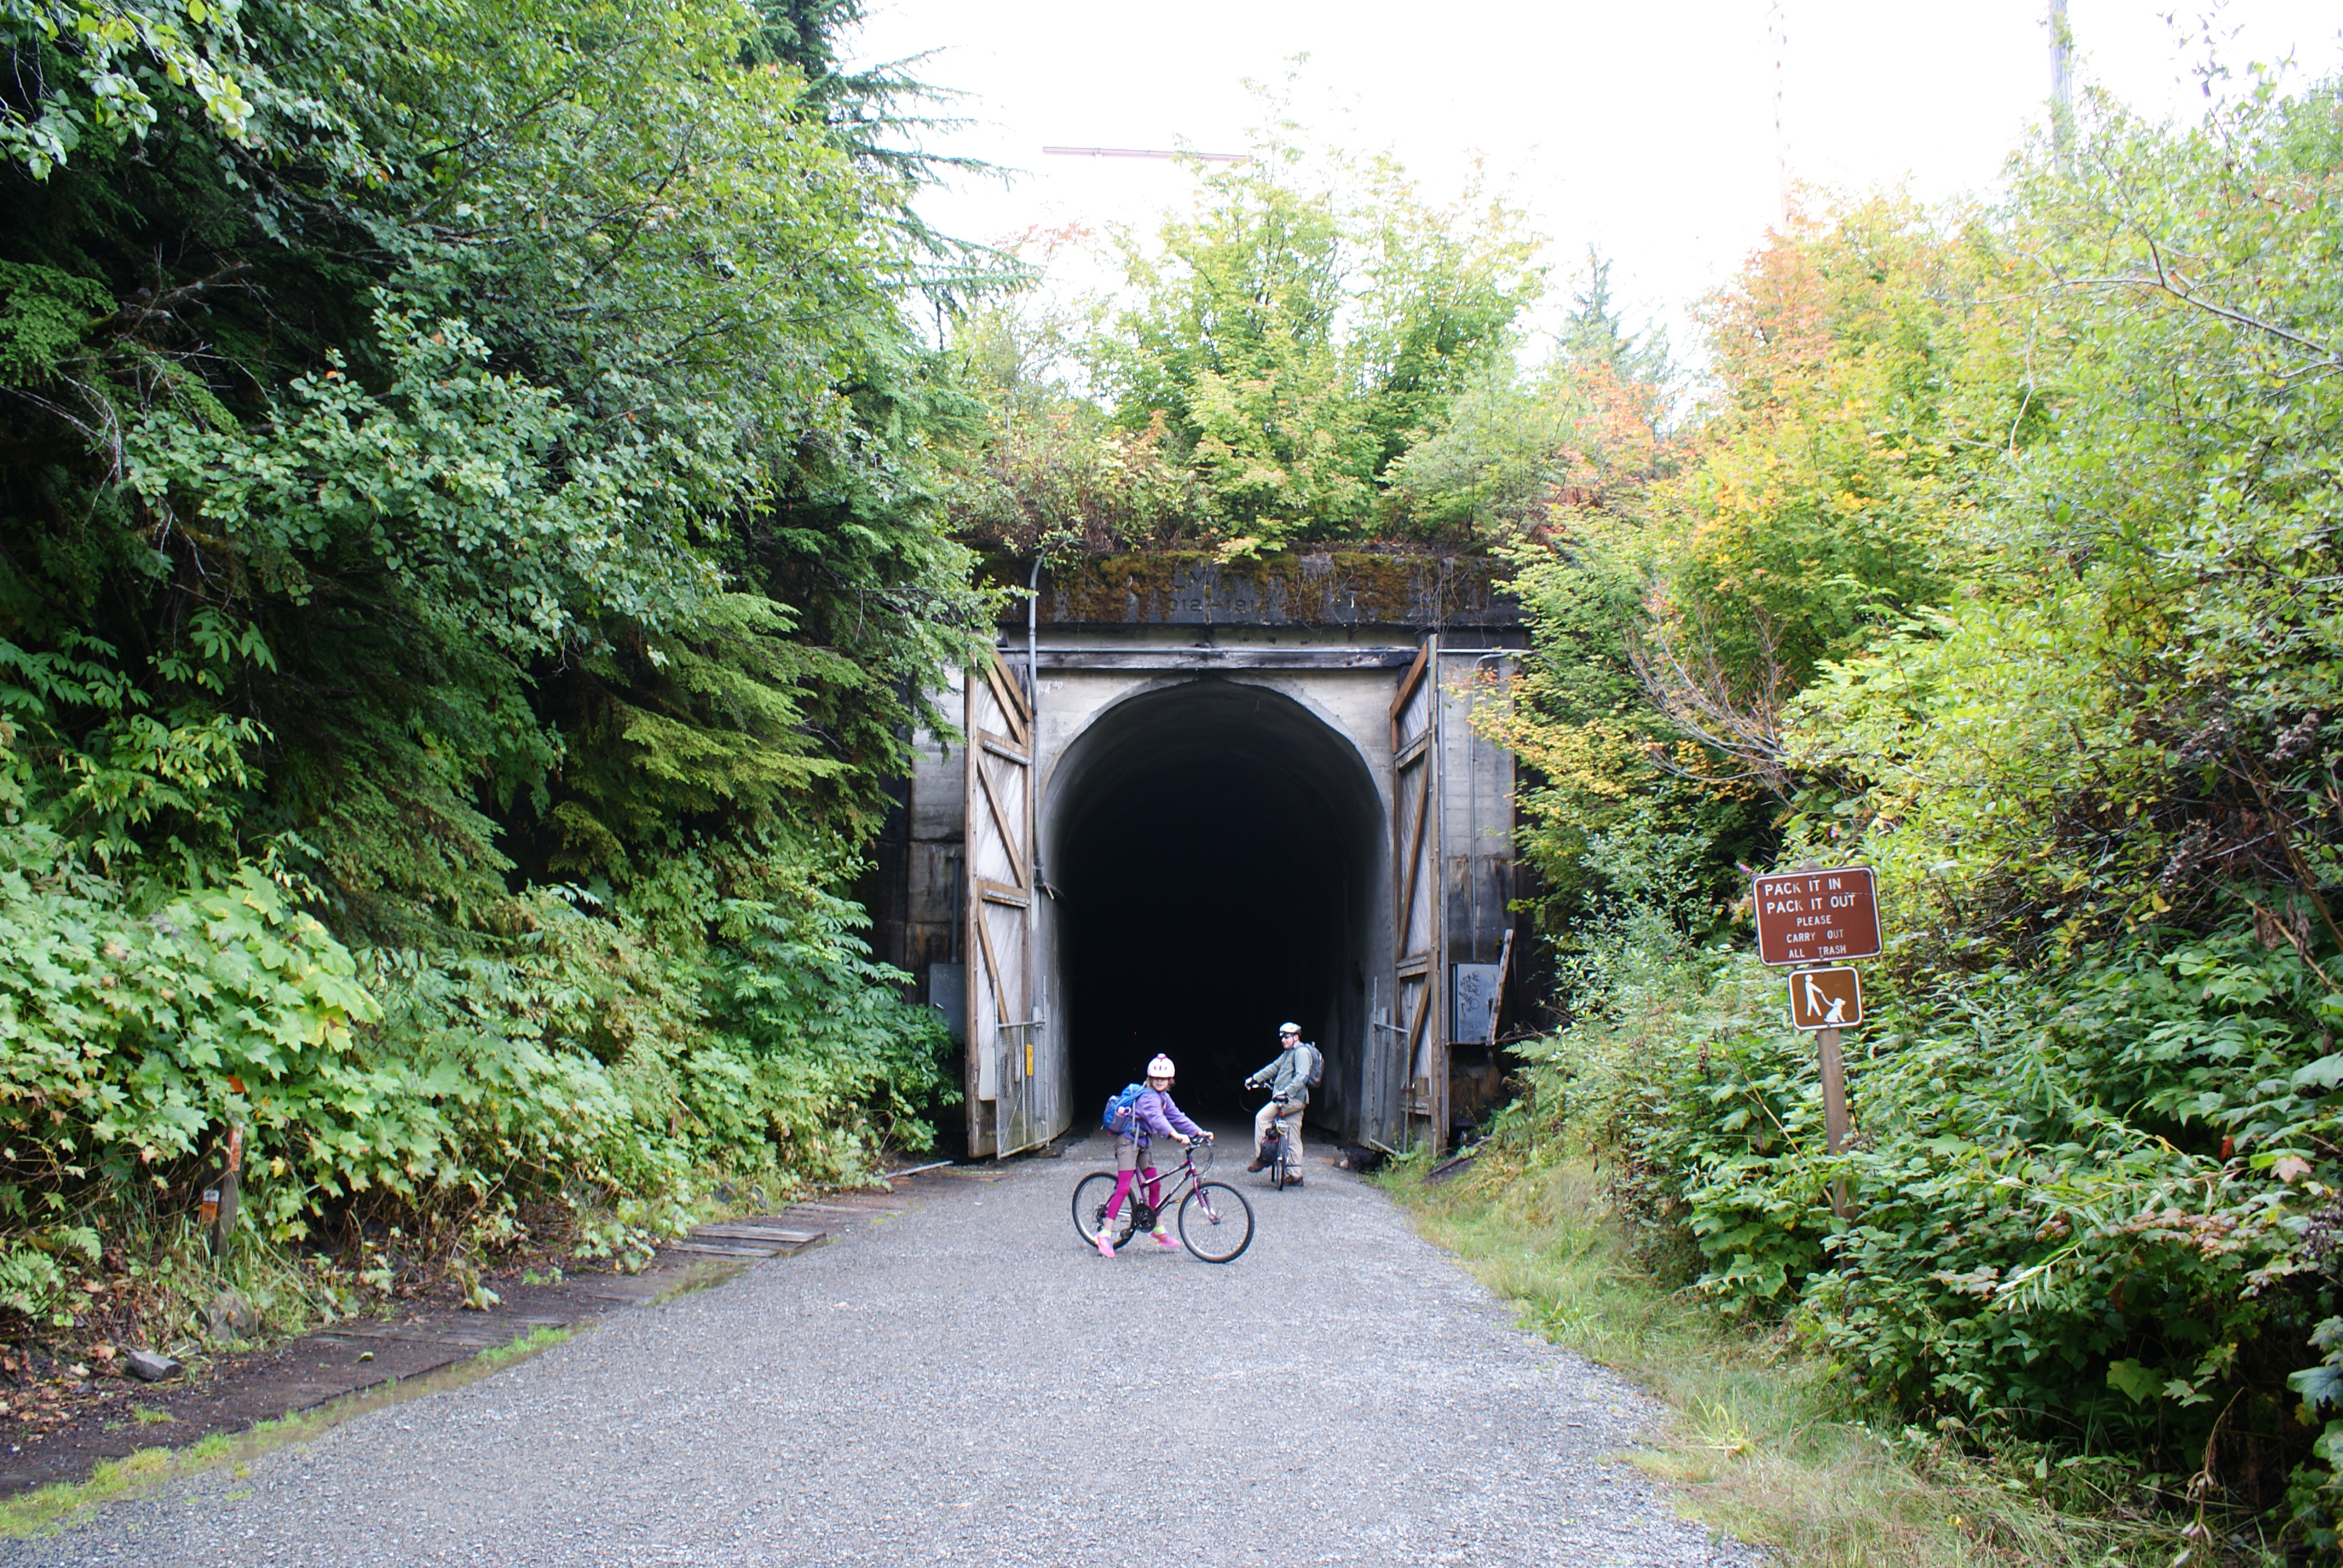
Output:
[1247,1044,1319,1106]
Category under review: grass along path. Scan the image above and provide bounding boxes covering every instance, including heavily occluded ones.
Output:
[1384,1157,2218,1568]
[0,1326,577,1543]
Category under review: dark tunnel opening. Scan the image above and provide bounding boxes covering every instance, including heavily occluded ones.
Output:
[1050,681,1381,1134]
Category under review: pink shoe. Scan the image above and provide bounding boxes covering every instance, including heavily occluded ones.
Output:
[1095,1227,1117,1258]
[1152,1228,1179,1250]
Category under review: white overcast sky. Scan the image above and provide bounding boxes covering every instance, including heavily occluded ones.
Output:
[853,0,2343,353]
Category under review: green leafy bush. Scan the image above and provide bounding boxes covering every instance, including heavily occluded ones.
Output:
[0,0,985,1346]
[1495,918,2330,1520]
[1484,71,2343,1547]
[0,813,951,1326]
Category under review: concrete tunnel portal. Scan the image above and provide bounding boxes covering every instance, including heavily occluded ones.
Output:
[859,554,1525,1158]
[1046,679,1381,1131]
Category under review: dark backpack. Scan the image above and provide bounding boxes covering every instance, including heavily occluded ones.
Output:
[1102,1082,1146,1133]
[1300,1042,1324,1089]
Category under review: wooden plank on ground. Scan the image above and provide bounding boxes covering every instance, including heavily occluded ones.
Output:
[690,1225,822,1245]
[667,1241,783,1258]
[319,1326,510,1348]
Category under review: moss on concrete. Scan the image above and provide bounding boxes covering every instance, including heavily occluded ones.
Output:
[985,550,1519,628]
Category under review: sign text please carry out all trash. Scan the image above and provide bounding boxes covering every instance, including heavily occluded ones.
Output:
[1752,865,1881,967]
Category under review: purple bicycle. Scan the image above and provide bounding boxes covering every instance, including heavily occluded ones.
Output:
[1070,1139,1256,1263]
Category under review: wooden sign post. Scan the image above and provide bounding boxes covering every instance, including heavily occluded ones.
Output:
[1753,864,1882,1217]
[1788,965,1861,1172]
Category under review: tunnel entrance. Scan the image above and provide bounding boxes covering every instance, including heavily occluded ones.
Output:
[1048,681,1381,1133]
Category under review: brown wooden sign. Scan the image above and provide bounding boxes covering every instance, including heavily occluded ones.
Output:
[1787,965,1863,1031]
[1753,865,1881,967]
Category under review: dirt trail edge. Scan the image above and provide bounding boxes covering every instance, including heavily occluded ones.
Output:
[0,1176,954,1498]
[2,1135,1763,1567]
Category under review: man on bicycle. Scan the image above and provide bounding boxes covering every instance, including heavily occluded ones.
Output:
[1244,1023,1319,1184]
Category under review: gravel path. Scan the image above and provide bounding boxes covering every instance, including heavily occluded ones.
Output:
[6,1132,1762,1567]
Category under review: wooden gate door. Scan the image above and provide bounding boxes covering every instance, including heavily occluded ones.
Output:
[1389,633,1446,1150]
[965,648,1039,1158]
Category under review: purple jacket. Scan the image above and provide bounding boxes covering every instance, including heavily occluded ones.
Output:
[1127,1088,1203,1146]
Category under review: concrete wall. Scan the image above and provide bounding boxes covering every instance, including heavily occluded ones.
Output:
[1019,550,1520,630]
[867,555,1525,1157]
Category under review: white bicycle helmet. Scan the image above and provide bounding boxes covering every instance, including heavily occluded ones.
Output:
[1145,1054,1176,1080]
[1278,1022,1300,1036]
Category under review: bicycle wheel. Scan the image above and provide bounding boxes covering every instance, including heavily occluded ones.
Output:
[1178,1180,1256,1263]
[1273,1145,1293,1190]
[1071,1172,1136,1250]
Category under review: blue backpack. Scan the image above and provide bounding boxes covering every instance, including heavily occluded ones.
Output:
[1101,1082,1146,1133]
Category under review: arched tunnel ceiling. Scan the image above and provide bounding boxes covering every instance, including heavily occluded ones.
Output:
[1046,679,1384,1125]
[1046,679,1381,864]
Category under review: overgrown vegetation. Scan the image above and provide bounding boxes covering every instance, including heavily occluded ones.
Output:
[0,0,985,1357]
[945,106,1546,559]
[1472,67,2343,1559]
[12,5,2343,1557]
[1390,1148,2194,1566]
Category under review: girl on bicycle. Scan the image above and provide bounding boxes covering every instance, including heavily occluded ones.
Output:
[1096,1053,1210,1257]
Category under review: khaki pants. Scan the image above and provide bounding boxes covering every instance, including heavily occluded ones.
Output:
[1254,1100,1304,1166]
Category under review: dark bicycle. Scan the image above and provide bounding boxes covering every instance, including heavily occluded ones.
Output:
[1247,1085,1302,1191]
[1259,1115,1297,1191]
[1070,1139,1256,1263]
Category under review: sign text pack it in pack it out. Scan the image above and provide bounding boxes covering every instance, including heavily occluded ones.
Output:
[1752,866,1881,968]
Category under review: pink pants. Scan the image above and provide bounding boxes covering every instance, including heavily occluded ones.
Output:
[1104,1166,1161,1220]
